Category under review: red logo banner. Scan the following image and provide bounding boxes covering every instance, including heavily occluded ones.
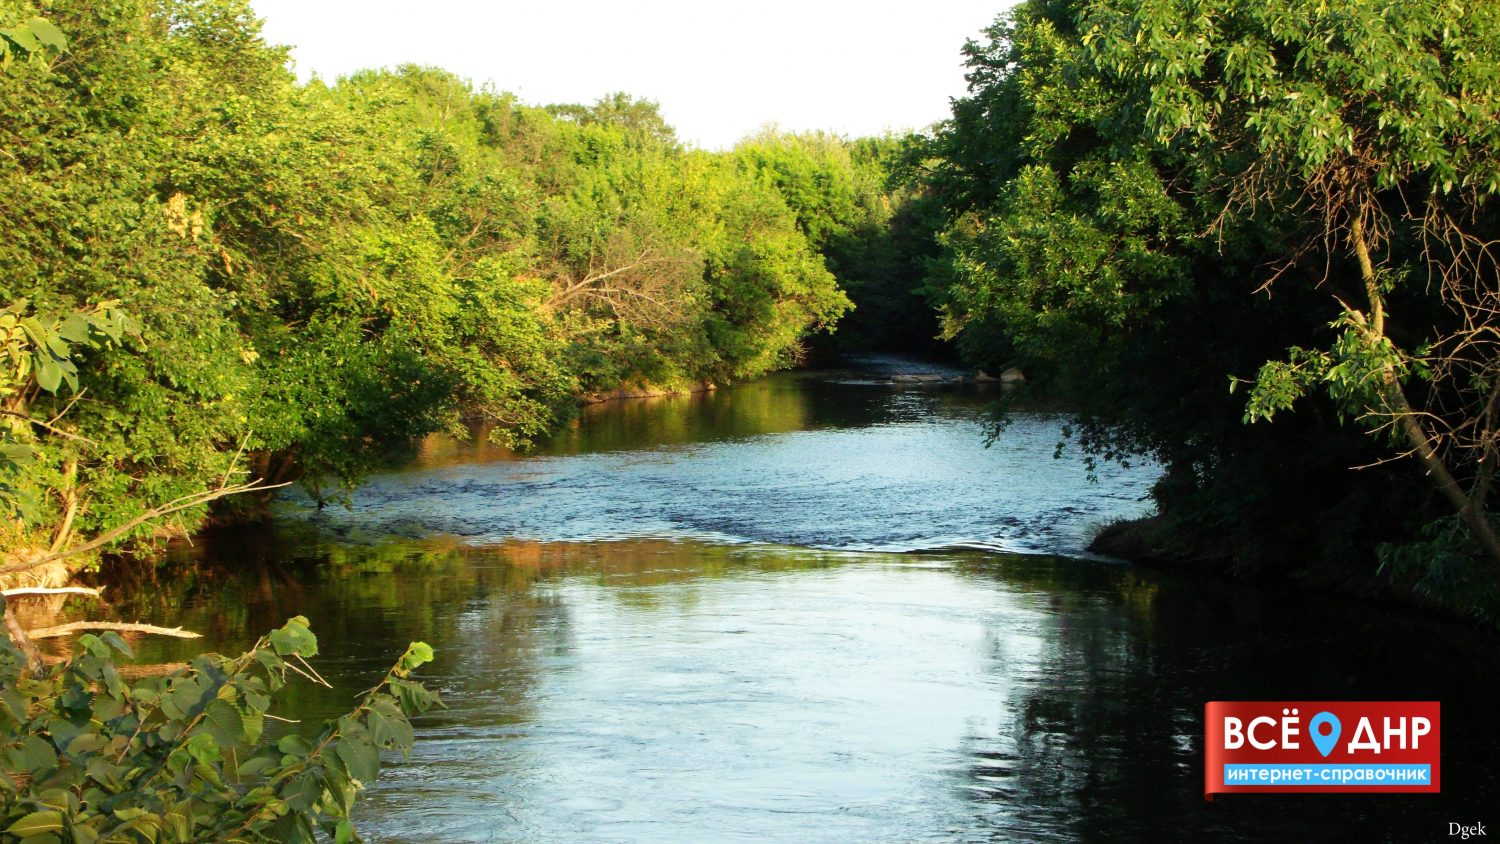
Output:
[1204,701,1441,799]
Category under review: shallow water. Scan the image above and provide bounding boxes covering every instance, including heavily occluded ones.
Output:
[292,363,1155,555]
[80,361,1500,841]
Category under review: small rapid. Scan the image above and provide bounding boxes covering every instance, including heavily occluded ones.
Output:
[287,365,1159,556]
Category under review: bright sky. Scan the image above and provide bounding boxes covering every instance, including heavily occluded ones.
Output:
[248,1,1010,150]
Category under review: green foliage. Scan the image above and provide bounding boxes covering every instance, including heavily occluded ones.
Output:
[1241,309,1421,431]
[731,131,945,354]
[1,302,136,400]
[2,2,855,554]
[1378,516,1500,623]
[0,618,440,843]
[925,0,1500,586]
[2,302,139,524]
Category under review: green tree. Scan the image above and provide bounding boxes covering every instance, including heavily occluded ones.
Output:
[931,0,1500,599]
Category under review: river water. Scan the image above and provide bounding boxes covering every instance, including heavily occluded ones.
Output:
[82,361,1500,841]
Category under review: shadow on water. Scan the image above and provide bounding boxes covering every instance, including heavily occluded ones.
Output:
[78,532,1500,843]
[56,365,1500,842]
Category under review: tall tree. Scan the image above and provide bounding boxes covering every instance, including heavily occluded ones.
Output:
[933,0,1500,592]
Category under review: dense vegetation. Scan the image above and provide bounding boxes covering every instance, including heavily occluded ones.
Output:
[7,0,1500,836]
[0,0,919,573]
[1,619,440,842]
[920,0,1500,617]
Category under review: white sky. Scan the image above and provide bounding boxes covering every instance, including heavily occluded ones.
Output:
[248,1,1009,150]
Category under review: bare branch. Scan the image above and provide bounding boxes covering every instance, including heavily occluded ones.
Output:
[0,586,102,599]
[26,621,201,640]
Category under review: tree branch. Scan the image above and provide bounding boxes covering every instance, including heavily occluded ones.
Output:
[1,586,101,598]
[25,621,201,640]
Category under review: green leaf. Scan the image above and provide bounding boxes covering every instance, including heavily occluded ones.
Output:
[80,634,111,660]
[268,617,318,657]
[0,441,36,464]
[200,698,247,749]
[160,677,211,721]
[85,757,124,790]
[277,734,312,756]
[43,333,70,360]
[365,703,412,750]
[22,735,58,775]
[389,680,441,715]
[99,631,134,659]
[236,754,277,777]
[182,731,220,765]
[283,771,323,813]
[2,27,41,53]
[5,811,63,837]
[35,359,63,393]
[57,315,91,343]
[24,18,66,52]
[397,641,434,673]
[1,688,28,721]
[65,733,109,756]
[334,727,379,784]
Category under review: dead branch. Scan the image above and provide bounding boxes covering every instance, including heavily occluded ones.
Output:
[26,621,201,640]
[3,601,44,673]
[0,586,101,599]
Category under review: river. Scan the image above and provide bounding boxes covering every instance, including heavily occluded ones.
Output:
[80,359,1500,841]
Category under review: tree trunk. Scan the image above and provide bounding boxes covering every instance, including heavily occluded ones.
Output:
[1351,216,1500,566]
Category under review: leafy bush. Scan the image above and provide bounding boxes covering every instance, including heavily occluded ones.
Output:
[0,618,439,843]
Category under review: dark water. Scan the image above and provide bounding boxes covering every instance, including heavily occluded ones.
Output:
[73,361,1500,841]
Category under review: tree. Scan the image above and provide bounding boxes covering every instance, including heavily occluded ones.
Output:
[1081,0,1500,564]
[932,0,1500,594]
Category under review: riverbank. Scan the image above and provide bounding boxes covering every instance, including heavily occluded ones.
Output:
[1090,515,1500,628]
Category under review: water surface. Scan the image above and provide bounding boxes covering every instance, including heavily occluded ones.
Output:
[79,362,1500,842]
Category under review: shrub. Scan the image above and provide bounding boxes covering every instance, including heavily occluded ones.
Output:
[0,617,438,843]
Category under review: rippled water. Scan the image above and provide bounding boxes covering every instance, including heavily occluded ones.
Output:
[74,361,1500,841]
[291,363,1156,555]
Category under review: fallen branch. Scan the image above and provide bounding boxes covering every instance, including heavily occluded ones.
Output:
[26,621,201,640]
[1,586,102,599]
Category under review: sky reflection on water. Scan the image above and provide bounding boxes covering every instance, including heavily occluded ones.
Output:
[78,366,1500,842]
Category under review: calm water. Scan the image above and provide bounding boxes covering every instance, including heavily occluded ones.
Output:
[78,361,1500,841]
